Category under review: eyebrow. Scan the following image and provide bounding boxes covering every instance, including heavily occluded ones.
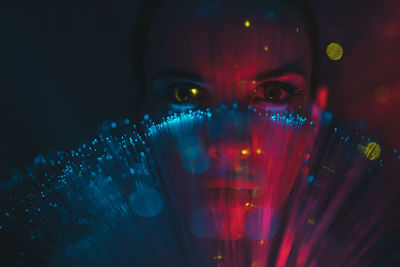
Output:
[253,67,306,82]
[151,69,205,84]
[152,66,306,85]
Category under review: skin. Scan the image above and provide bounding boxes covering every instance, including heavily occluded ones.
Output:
[141,0,323,241]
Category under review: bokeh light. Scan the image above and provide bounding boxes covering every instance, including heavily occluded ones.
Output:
[213,254,223,260]
[358,142,381,160]
[130,185,164,217]
[307,174,315,184]
[188,206,224,238]
[181,145,210,174]
[365,142,381,160]
[244,20,251,28]
[265,10,276,19]
[326,43,343,61]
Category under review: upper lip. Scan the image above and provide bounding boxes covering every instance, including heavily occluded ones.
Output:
[202,178,256,190]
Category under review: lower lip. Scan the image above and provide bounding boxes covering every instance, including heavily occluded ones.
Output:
[201,188,254,208]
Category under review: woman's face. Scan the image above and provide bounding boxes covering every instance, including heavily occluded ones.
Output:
[144,0,314,115]
[142,0,316,241]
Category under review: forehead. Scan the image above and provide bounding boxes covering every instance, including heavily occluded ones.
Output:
[145,0,312,82]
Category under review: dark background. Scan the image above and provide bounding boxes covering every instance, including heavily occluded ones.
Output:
[2,0,400,180]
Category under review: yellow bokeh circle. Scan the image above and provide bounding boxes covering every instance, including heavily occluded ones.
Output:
[364,142,381,160]
[326,43,343,61]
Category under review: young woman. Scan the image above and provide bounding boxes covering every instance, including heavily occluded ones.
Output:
[131,0,325,240]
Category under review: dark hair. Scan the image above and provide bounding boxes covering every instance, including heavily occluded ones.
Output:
[132,0,319,101]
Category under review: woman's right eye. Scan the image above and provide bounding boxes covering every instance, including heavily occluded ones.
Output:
[169,84,207,104]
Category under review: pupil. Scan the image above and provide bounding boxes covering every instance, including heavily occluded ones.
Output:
[264,86,280,100]
[177,88,197,102]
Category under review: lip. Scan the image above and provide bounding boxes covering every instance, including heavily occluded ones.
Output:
[202,178,256,190]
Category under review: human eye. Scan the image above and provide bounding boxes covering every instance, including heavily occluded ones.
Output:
[166,83,208,104]
[251,81,304,105]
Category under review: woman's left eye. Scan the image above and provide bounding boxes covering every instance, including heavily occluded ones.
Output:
[252,81,300,104]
